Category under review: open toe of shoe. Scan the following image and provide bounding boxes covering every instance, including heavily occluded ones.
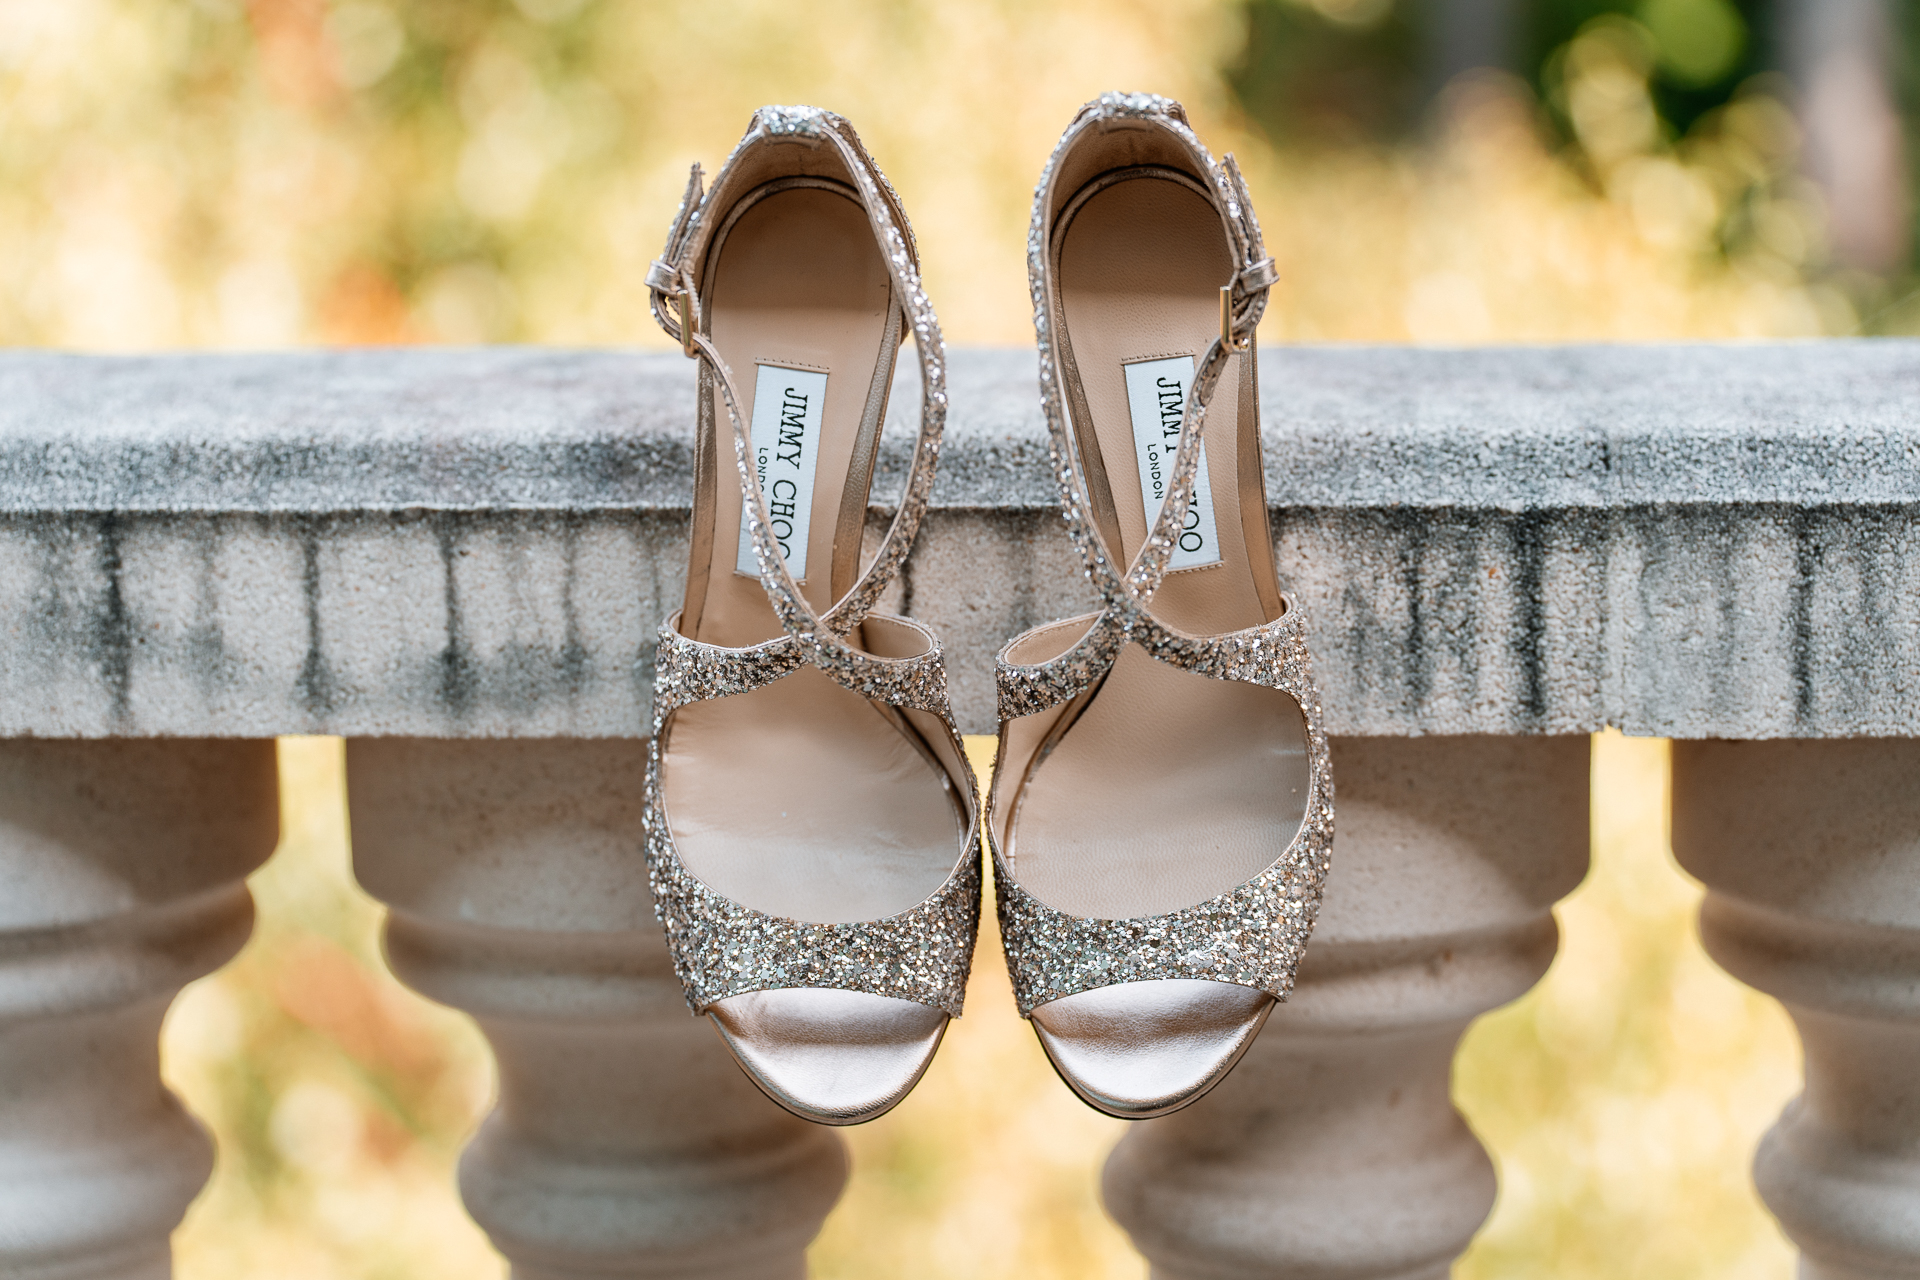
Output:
[1029,979,1272,1119]
[709,987,950,1126]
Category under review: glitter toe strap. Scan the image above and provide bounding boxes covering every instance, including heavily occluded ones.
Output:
[993,612,1124,721]
[993,602,1335,1015]
[994,817,1328,1015]
[646,615,980,1016]
[995,597,1324,720]
[645,737,980,1017]
[653,613,953,731]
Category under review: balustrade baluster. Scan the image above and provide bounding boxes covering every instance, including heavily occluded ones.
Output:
[1103,735,1590,1280]
[346,738,847,1280]
[0,740,278,1280]
[1673,739,1920,1280]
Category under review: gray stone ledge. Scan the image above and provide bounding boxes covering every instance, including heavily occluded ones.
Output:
[6,343,1919,513]
[0,344,1915,738]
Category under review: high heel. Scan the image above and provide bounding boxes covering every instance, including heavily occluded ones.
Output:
[642,106,979,1126]
[990,93,1333,1119]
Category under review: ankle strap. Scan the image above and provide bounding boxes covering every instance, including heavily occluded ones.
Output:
[1031,92,1277,637]
[645,106,946,667]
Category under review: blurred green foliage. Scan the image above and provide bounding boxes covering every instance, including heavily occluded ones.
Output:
[1226,0,1844,156]
[0,0,1868,348]
[1226,0,1424,144]
[1222,0,1883,329]
[1526,0,1767,137]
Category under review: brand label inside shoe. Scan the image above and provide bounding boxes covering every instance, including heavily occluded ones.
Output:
[736,363,829,581]
[1123,354,1221,570]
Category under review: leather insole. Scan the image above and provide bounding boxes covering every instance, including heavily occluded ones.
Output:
[665,180,961,924]
[1008,172,1309,920]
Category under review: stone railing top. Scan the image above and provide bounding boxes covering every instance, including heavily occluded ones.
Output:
[3,342,1917,513]
[0,343,1914,739]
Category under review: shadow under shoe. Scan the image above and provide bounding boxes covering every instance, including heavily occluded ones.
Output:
[710,989,949,1126]
[1030,979,1272,1119]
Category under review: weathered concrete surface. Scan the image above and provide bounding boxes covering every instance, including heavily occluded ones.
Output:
[0,344,1914,737]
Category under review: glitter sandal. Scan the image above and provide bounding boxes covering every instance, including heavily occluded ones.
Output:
[643,106,979,1126]
[989,93,1334,1119]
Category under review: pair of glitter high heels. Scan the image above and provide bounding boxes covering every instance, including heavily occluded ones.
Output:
[643,94,1332,1126]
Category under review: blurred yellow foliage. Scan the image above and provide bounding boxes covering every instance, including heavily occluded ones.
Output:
[3,0,1813,1274]
[1455,734,1799,1280]
[165,737,500,1280]
[0,0,1848,350]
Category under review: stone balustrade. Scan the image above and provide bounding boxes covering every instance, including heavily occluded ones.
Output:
[0,342,1914,1278]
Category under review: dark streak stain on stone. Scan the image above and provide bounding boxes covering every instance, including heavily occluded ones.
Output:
[95,512,133,726]
[1708,510,1739,719]
[558,512,590,699]
[1005,510,1040,634]
[630,509,681,701]
[1394,508,1430,711]
[1568,507,1606,727]
[295,514,338,718]
[1846,508,1888,728]
[434,513,476,717]
[1788,506,1817,728]
[186,516,231,703]
[1510,509,1548,728]
[1451,517,1486,699]
[1631,511,1661,726]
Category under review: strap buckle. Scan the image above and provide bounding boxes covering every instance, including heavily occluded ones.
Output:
[1219,286,1250,354]
[675,288,697,358]
[646,254,700,357]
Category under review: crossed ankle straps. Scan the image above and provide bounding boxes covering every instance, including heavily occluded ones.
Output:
[645,106,946,680]
[1032,92,1278,643]
[1001,93,1291,720]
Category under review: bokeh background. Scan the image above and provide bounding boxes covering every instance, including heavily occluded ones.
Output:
[3,0,1905,1274]
[6,0,1920,352]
